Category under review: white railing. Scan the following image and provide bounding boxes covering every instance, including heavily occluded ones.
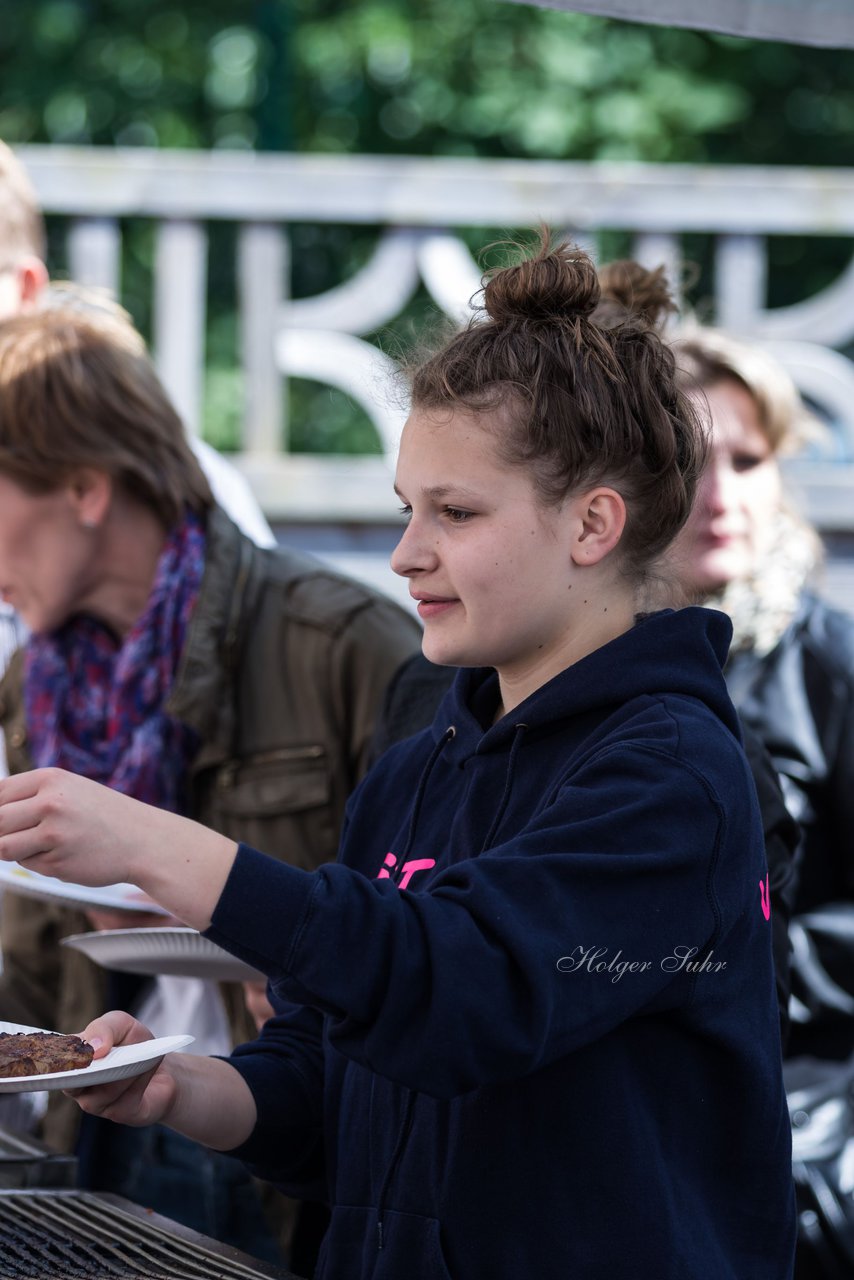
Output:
[19,145,854,530]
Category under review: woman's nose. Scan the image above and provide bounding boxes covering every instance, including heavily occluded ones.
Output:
[390,516,436,578]
[701,460,733,515]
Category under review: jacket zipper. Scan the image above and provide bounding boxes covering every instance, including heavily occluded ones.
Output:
[222,536,253,671]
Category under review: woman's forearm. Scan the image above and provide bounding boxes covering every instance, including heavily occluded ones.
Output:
[163,1053,258,1151]
[124,805,239,931]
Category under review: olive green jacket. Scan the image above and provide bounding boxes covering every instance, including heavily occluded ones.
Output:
[0,506,421,1151]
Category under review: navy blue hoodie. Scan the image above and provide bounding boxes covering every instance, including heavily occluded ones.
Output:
[207,607,796,1279]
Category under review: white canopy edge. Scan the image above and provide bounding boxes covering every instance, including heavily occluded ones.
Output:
[500,0,854,50]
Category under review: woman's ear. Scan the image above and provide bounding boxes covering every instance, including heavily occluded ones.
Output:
[68,469,113,531]
[569,487,627,566]
[15,257,49,311]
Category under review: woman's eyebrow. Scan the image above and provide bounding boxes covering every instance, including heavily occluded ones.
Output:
[394,483,482,501]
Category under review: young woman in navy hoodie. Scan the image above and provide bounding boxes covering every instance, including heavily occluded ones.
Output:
[0,233,795,1279]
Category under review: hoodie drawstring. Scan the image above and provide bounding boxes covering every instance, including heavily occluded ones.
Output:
[393,725,455,881]
[479,722,527,853]
[376,1090,417,1250]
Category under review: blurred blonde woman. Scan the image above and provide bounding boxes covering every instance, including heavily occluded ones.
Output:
[669,328,854,1050]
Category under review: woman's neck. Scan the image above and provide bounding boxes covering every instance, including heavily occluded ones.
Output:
[75,500,170,639]
[497,589,638,716]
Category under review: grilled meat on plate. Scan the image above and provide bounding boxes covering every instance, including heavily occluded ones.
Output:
[0,1032,94,1077]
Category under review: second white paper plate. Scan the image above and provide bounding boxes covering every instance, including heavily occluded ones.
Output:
[61,927,265,983]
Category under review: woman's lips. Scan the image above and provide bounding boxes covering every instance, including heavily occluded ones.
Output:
[414,596,458,619]
[699,529,743,550]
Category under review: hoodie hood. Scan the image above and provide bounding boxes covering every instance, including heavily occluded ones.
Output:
[432,606,736,758]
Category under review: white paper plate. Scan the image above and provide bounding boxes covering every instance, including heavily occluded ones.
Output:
[0,1020,193,1094]
[60,927,265,983]
[0,861,170,916]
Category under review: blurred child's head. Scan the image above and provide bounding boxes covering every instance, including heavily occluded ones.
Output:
[0,142,49,320]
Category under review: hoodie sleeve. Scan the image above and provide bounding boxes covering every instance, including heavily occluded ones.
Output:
[225,996,328,1196]
[207,739,765,1105]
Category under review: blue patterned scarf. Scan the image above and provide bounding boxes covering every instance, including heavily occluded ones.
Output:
[23,511,206,814]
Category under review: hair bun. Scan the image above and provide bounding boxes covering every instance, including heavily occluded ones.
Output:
[483,235,600,325]
[596,260,676,331]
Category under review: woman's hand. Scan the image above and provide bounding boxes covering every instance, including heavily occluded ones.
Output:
[65,1011,179,1129]
[0,767,238,931]
[0,768,145,886]
[66,1010,259,1151]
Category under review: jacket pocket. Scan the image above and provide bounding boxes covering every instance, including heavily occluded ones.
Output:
[198,746,338,870]
[316,1206,454,1280]
[214,746,329,816]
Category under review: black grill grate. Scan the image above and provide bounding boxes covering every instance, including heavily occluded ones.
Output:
[0,1191,294,1279]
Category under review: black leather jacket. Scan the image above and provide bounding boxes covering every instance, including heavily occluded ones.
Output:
[727,592,854,917]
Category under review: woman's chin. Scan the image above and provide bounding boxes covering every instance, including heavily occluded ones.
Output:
[420,635,468,669]
[687,552,750,599]
[421,646,458,669]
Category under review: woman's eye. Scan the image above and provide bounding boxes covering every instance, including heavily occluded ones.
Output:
[731,454,767,473]
[444,507,473,523]
[397,504,412,519]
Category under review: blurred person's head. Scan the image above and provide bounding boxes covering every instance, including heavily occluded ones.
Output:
[594,261,818,603]
[669,329,815,598]
[0,303,212,633]
[0,141,49,320]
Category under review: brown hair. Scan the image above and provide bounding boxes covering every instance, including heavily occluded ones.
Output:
[595,259,677,333]
[411,232,708,578]
[0,304,212,527]
[0,142,47,264]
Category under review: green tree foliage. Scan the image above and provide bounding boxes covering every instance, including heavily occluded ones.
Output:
[2,1,851,164]
[1,1,851,450]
